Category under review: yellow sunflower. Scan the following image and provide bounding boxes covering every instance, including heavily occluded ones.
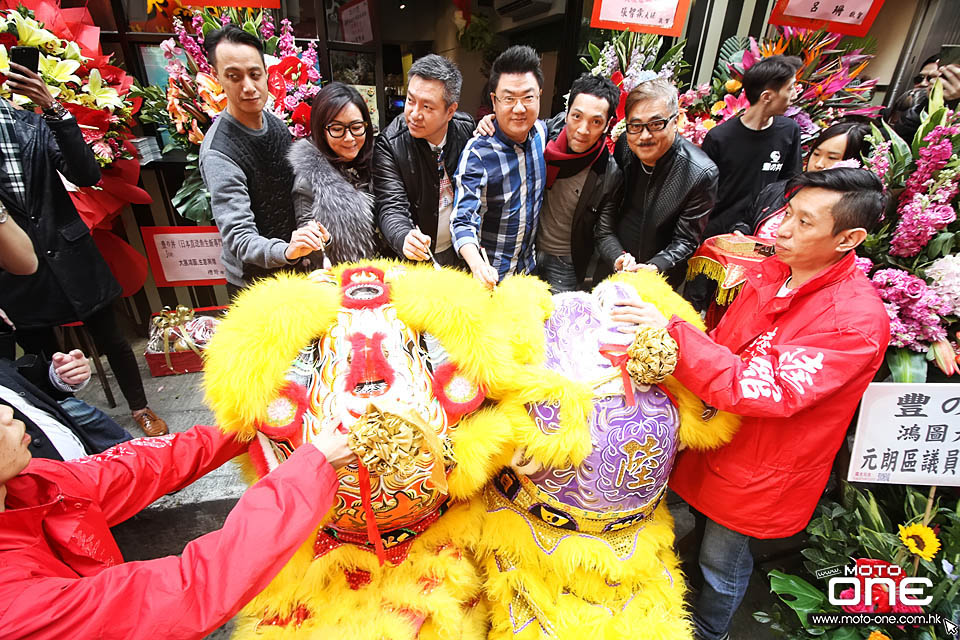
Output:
[898,523,941,561]
[867,632,891,640]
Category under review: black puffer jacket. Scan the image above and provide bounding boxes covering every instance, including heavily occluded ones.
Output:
[0,109,119,329]
[372,112,475,257]
[596,134,718,284]
[544,113,623,283]
[737,179,789,236]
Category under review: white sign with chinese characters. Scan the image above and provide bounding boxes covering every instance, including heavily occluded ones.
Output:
[595,0,679,29]
[848,383,960,487]
[151,231,226,283]
[781,0,873,25]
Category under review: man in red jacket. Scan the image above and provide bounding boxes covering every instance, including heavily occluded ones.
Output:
[612,167,890,640]
[0,407,353,639]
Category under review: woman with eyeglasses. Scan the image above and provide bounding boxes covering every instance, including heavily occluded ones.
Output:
[288,82,379,266]
[736,120,872,242]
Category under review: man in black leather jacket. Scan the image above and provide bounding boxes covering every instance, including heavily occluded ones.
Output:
[595,78,718,287]
[373,55,475,266]
[538,73,623,291]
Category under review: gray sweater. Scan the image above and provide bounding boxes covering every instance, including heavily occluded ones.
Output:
[198,111,295,286]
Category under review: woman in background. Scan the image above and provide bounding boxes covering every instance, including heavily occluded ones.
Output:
[738,120,872,241]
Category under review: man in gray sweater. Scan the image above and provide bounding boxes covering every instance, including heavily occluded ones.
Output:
[198,25,326,296]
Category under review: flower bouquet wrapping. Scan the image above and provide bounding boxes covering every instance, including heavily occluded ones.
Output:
[679,26,880,146]
[859,83,960,382]
[579,30,686,143]
[754,482,959,640]
[134,9,321,224]
[0,0,151,295]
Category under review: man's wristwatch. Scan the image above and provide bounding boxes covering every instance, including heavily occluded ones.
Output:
[41,101,68,121]
[0,203,8,224]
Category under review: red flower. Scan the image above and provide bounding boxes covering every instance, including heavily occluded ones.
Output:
[96,64,134,95]
[0,33,17,50]
[272,56,309,86]
[267,69,287,104]
[64,102,111,132]
[291,101,312,134]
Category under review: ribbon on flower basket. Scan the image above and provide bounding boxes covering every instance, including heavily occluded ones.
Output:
[151,305,204,372]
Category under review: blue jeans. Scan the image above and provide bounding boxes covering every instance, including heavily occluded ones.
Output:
[59,396,133,453]
[693,516,754,640]
[537,252,578,293]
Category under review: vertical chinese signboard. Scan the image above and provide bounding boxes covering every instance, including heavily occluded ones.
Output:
[769,0,886,38]
[848,383,960,487]
[141,226,227,287]
[590,0,691,37]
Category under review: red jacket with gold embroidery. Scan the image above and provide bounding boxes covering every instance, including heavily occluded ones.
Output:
[668,252,889,538]
[0,425,338,639]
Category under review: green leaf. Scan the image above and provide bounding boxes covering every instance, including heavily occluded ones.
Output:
[929,79,945,114]
[242,20,258,38]
[264,35,279,56]
[825,627,861,640]
[588,42,601,64]
[912,107,947,157]
[768,570,827,631]
[171,168,213,224]
[886,347,928,383]
[925,231,955,259]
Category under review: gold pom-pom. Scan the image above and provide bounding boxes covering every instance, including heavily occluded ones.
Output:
[348,406,424,478]
[626,327,678,385]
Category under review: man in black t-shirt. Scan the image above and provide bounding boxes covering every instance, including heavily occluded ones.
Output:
[700,55,803,238]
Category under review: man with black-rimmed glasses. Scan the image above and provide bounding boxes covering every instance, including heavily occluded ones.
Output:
[595,78,718,287]
[451,45,547,289]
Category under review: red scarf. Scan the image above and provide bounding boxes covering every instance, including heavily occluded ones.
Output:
[543,127,605,188]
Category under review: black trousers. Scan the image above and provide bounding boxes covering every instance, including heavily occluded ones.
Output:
[0,304,148,411]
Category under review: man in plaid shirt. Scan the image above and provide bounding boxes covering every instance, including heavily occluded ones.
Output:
[451,45,547,288]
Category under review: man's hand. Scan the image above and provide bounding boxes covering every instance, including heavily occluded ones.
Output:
[471,261,500,289]
[459,243,499,289]
[474,113,496,137]
[402,228,432,261]
[285,221,330,261]
[615,252,637,272]
[6,62,55,110]
[53,349,90,387]
[609,299,669,332]
[939,64,960,102]
[311,427,354,469]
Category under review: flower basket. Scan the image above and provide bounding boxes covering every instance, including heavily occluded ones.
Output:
[144,305,224,377]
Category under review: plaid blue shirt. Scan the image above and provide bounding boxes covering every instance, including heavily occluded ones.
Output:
[451,120,547,279]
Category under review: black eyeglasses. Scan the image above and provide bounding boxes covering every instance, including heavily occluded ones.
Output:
[625,113,677,134]
[326,121,368,138]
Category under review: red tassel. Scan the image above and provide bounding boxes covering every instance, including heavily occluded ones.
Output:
[599,344,635,406]
[356,461,386,565]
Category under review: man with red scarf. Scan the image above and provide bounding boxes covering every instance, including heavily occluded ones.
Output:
[538,73,622,291]
[476,73,622,291]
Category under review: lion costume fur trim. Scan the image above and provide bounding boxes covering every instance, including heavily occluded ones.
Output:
[232,501,489,640]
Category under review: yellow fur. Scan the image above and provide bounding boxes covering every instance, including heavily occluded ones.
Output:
[204,264,536,639]
[232,502,488,640]
[207,265,739,640]
[475,270,739,639]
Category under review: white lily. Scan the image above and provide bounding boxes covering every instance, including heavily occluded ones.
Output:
[39,53,81,86]
[10,12,60,52]
[81,68,124,110]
